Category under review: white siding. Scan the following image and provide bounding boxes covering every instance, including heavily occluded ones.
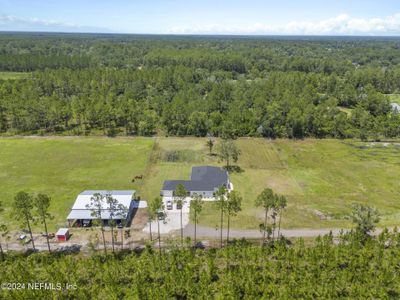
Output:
[162,190,173,197]
[190,191,214,198]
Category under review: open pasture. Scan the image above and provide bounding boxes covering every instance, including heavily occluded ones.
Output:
[1,136,399,230]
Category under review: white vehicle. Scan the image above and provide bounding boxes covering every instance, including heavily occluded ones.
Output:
[166,200,173,210]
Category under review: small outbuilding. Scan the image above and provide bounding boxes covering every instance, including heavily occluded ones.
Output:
[56,228,70,242]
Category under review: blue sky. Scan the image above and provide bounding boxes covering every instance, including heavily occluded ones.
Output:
[0,0,399,35]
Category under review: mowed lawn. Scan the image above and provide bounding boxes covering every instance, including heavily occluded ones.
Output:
[0,137,154,231]
[141,138,400,230]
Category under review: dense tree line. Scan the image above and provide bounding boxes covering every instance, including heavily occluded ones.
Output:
[0,33,400,139]
[0,54,91,71]
[1,230,400,299]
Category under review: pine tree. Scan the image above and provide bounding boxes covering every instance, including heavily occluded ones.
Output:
[13,191,36,251]
[34,193,53,252]
[191,193,203,246]
[226,190,242,244]
[87,193,107,254]
[255,188,275,245]
[216,186,227,248]
[173,184,187,246]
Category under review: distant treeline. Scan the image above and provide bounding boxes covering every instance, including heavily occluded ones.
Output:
[0,33,399,139]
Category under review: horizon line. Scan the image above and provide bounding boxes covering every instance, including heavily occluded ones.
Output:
[0,30,400,38]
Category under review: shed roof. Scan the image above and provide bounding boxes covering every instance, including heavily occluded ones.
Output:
[56,228,69,236]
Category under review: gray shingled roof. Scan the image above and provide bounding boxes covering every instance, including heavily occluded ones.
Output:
[162,166,228,192]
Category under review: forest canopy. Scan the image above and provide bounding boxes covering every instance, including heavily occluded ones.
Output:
[1,231,400,299]
[0,33,400,139]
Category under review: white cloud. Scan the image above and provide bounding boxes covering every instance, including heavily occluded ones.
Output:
[0,15,72,27]
[0,15,112,33]
[166,13,400,35]
[1,13,399,35]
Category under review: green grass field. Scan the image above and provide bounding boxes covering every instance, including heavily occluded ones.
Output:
[338,106,353,116]
[1,136,400,231]
[0,137,154,230]
[0,72,29,80]
[387,94,400,104]
[142,138,400,230]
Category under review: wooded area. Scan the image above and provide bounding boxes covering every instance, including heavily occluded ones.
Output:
[0,33,400,139]
[1,231,400,299]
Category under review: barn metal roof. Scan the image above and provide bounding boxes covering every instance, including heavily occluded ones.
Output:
[67,200,147,220]
[67,190,145,221]
[71,190,135,210]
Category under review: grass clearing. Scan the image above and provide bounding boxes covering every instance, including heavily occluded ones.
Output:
[386,94,400,105]
[142,137,400,230]
[338,106,353,116]
[1,136,400,231]
[140,137,219,202]
[235,138,285,169]
[0,72,29,80]
[0,137,154,231]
